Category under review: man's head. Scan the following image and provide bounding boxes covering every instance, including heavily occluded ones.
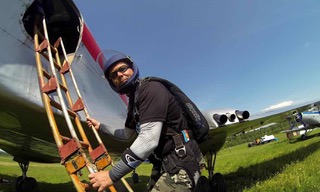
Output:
[108,61,134,87]
[101,51,139,94]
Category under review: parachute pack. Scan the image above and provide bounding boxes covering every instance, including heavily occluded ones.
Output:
[139,77,209,143]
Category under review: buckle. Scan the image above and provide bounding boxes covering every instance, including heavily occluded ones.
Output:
[172,134,187,158]
[175,145,187,158]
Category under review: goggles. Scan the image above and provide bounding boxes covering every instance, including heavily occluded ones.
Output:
[109,65,130,80]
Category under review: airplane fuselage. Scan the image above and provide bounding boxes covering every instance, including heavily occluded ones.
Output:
[299,111,320,126]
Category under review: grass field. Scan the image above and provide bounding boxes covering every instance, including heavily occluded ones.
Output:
[216,129,320,192]
[1,129,320,192]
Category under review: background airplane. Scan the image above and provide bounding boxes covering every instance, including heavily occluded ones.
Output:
[282,103,320,140]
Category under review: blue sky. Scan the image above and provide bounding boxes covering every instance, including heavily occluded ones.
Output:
[76,1,320,115]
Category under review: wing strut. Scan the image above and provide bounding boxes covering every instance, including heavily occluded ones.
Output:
[33,18,133,192]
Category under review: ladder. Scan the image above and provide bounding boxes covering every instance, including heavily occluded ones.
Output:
[33,18,133,192]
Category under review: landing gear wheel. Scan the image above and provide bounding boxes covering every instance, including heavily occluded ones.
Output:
[194,176,211,192]
[13,157,39,192]
[22,177,38,192]
[205,151,227,191]
[131,170,139,183]
[15,176,24,192]
[15,176,39,192]
[211,173,226,192]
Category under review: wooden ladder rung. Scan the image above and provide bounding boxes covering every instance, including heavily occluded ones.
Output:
[42,69,51,79]
[42,77,67,94]
[36,36,57,55]
[49,99,77,118]
[40,52,61,70]
[61,136,90,149]
[59,82,68,92]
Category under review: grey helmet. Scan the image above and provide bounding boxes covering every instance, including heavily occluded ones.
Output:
[96,50,139,95]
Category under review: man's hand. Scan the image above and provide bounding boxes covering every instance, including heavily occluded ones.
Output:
[86,117,101,131]
[89,170,113,192]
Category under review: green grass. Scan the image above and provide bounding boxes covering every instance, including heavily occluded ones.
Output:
[0,154,151,192]
[216,129,320,192]
[1,129,320,192]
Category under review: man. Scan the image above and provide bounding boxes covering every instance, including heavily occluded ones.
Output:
[87,51,203,192]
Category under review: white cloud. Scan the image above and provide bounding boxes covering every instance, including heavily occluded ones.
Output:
[262,101,293,112]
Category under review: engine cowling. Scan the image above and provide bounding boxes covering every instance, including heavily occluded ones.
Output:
[235,110,250,120]
[213,114,228,124]
[226,113,236,122]
[202,108,251,128]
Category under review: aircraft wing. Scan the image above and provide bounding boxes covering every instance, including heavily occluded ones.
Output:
[199,109,250,153]
[281,126,308,133]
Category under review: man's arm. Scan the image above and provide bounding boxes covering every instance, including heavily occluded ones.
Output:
[99,123,136,141]
[109,121,163,182]
[88,121,162,191]
[87,117,136,141]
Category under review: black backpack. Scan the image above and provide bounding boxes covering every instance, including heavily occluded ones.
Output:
[138,77,209,143]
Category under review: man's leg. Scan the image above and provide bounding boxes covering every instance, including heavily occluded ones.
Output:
[150,169,192,192]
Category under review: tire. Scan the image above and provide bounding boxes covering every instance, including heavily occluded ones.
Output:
[211,173,227,192]
[22,177,39,192]
[131,171,139,183]
[193,176,210,192]
[15,176,24,192]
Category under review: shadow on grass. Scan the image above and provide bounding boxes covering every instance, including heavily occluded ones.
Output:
[224,139,320,192]
[0,173,150,192]
[0,174,74,192]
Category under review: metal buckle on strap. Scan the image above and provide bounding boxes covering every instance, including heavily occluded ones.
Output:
[175,145,186,158]
[173,134,187,158]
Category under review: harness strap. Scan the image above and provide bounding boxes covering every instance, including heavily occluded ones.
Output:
[171,130,193,158]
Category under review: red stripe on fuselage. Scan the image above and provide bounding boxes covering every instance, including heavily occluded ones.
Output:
[82,23,127,104]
